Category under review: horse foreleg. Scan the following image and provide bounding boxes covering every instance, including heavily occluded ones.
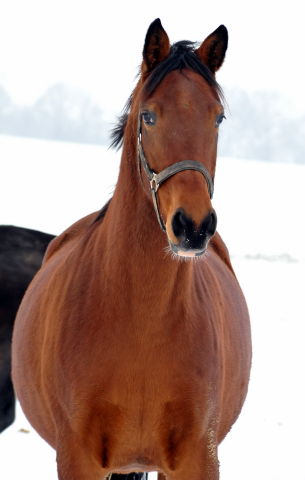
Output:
[56,438,105,480]
[161,435,220,480]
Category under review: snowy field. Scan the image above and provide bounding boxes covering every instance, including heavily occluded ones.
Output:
[0,135,304,479]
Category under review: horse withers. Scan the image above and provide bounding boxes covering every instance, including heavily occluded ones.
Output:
[12,19,252,480]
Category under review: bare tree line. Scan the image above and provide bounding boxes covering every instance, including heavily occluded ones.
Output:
[218,88,305,163]
[0,83,109,146]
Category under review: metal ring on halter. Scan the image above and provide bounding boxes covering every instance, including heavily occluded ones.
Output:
[150,173,159,192]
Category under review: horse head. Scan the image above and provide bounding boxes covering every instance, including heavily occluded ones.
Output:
[117,19,228,258]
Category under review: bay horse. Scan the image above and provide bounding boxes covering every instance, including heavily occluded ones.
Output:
[12,19,251,480]
[0,225,54,433]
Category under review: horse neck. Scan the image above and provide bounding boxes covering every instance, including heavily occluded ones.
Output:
[100,140,194,310]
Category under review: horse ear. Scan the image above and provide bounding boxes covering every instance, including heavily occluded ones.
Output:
[195,25,228,74]
[142,18,170,75]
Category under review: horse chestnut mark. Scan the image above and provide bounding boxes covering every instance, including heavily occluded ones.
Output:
[13,18,251,480]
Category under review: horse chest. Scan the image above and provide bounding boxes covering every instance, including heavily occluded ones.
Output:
[58,302,222,436]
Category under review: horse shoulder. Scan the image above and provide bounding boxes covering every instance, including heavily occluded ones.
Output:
[208,231,235,276]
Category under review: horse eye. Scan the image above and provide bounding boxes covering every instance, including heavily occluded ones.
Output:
[142,112,155,125]
[215,114,226,128]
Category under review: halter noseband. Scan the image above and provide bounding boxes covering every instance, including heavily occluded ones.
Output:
[137,113,214,232]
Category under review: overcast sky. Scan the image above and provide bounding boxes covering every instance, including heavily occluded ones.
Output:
[0,0,304,121]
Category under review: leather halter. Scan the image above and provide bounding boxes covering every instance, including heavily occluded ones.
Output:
[137,113,214,232]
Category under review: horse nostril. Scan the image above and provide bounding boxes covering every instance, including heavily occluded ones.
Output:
[172,210,189,239]
[209,211,217,234]
[201,210,217,237]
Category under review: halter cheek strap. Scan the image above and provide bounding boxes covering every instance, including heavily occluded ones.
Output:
[137,113,214,232]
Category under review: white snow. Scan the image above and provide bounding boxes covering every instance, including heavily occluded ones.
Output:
[0,135,304,479]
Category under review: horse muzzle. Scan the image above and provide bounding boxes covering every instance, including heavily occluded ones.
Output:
[168,208,217,257]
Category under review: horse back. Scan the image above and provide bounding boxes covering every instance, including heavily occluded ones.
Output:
[44,201,110,263]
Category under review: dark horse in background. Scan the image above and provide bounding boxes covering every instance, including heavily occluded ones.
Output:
[12,19,251,480]
[0,225,55,433]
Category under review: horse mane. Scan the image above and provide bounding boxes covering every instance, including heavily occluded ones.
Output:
[92,198,112,224]
[110,40,225,150]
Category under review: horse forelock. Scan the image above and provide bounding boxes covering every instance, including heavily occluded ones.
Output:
[110,40,225,151]
[144,40,224,100]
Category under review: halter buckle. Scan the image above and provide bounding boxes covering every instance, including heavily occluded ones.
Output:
[150,173,159,192]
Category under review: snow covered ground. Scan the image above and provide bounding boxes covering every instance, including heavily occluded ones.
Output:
[0,135,304,479]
